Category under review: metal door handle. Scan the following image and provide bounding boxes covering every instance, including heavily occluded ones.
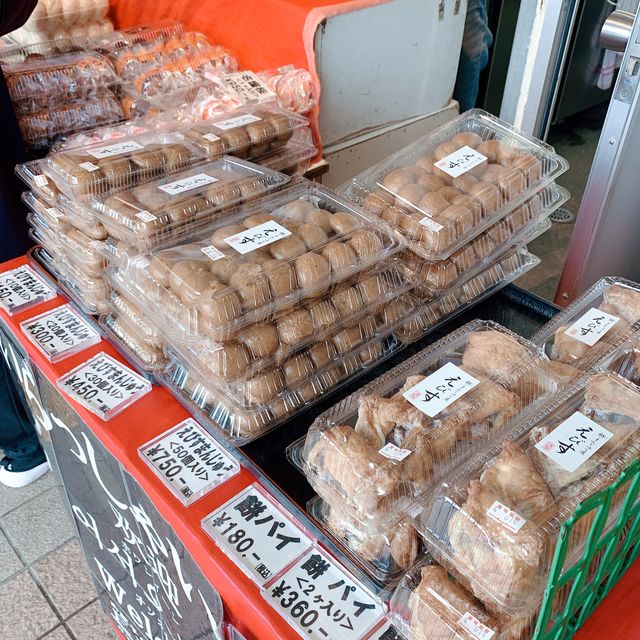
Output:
[601,9,635,52]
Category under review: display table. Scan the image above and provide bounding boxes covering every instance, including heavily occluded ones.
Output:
[0,253,637,640]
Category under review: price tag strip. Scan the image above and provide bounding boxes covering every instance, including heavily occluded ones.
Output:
[56,352,152,420]
[20,304,101,363]
[564,307,620,346]
[434,145,488,178]
[202,484,313,586]
[485,500,526,534]
[0,265,56,315]
[139,418,239,506]
[262,546,385,639]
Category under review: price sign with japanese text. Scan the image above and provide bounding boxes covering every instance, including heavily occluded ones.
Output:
[535,411,613,472]
[0,265,56,315]
[564,307,620,346]
[222,72,276,103]
[158,173,218,196]
[139,418,239,506]
[403,362,480,417]
[202,484,313,586]
[87,140,145,159]
[57,352,152,420]
[263,546,385,639]
[224,220,292,255]
[20,304,101,362]
[434,145,487,178]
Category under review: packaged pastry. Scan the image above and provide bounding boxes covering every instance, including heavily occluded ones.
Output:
[15,159,63,203]
[57,258,111,315]
[255,128,316,176]
[292,320,554,532]
[339,109,569,262]
[23,191,68,234]
[109,289,164,348]
[532,277,640,373]
[417,372,640,615]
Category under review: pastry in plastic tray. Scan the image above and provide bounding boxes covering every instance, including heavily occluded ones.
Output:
[294,320,554,531]
[340,109,569,262]
[109,290,164,348]
[255,129,316,177]
[257,66,317,114]
[43,131,204,198]
[92,157,290,250]
[308,496,419,584]
[532,277,640,371]
[417,372,640,615]
[23,192,68,234]
[119,180,398,341]
[56,258,111,315]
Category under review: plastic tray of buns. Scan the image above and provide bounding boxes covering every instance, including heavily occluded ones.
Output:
[57,258,111,316]
[16,160,61,203]
[340,109,569,262]
[390,557,533,640]
[531,277,640,374]
[597,334,640,387]
[289,320,555,533]
[91,157,290,250]
[307,496,420,586]
[43,131,205,198]
[23,192,68,234]
[254,128,316,176]
[109,289,164,347]
[118,180,400,342]
[416,372,640,616]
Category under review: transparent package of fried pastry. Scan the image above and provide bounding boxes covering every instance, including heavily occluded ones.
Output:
[307,496,419,585]
[108,289,164,347]
[22,191,68,234]
[253,128,316,176]
[400,184,566,293]
[389,558,535,640]
[532,277,640,372]
[290,320,555,532]
[27,212,65,257]
[117,180,399,342]
[56,258,111,315]
[159,331,403,446]
[339,109,569,262]
[91,157,290,250]
[416,372,640,616]
[16,160,61,203]
[42,131,205,198]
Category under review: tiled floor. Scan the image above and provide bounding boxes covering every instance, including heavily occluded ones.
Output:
[0,464,115,640]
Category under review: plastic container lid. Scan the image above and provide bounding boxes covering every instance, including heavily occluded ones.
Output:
[92,157,290,250]
[109,289,164,347]
[340,109,569,262]
[118,180,400,342]
[251,128,316,177]
[416,372,640,615]
[23,192,68,234]
[57,258,111,316]
[532,276,640,374]
[291,320,555,533]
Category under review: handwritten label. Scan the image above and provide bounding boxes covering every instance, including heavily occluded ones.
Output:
[564,307,620,346]
[486,501,526,534]
[0,265,56,315]
[139,418,239,506]
[57,352,151,420]
[135,211,157,222]
[203,132,221,142]
[158,173,219,196]
[419,216,444,232]
[79,161,100,172]
[201,245,226,262]
[20,304,100,362]
[202,484,313,586]
[263,546,385,639]
[224,220,291,254]
[378,443,412,461]
[222,72,276,103]
[87,140,145,160]
[403,362,480,418]
[535,412,613,473]
[215,114,262,131]
[434,145,487,178]
[458,612,495,640]
[34,174,48,187]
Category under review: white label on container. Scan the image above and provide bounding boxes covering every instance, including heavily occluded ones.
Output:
[564,307,620,346]
[131,256,150,269]
[215,113,262,131]
[87,140,145,160]
[202,484,313,586]
[20,304,100,361]
[203,132,221,142]
[0,266,56,314]
[139,418,239,505]
[486,501,526,534]
[458,612,495,640]
[224,220,291,254]
[434,145,487,178]
[34,174,48,187]
[201,245,226,262]
[403,362,480,418]
[264,547,385,639]
[222,72,276,103]
[135,210,157,222]
[535,412,613,473]
[419,216,444,232]
[158,173,219,196]
[79,161,100,172]
[378,442,412,461]
[57,352,151,420]
[45,207,63,219]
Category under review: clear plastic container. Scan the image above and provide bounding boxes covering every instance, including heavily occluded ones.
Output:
[340,109,569,262]
[57,258,111,315]
[308,496,420,585]
[109,289,164,347]
[43,131,204,198]
[532,277,640,373]
[389,558,534,640]
[15,160,61,203]
[290,320,554,533]
[23,192,68,234]
[92,157,290,250]
[598,334,640,388]
[118,180,400,342]
[416,372,640,616]
[257,65,317,114]
[252,128,316,176]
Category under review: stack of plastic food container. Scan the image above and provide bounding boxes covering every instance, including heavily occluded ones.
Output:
[339,109,570,344]
[289,320,558,587]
